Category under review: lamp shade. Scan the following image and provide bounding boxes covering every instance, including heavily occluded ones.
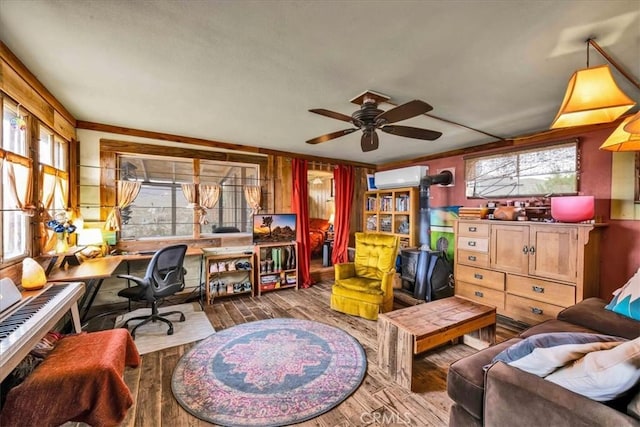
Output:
[623,111,640,134]
[599,115,640,152]
[77,228,105,246]
[551,65,636,129]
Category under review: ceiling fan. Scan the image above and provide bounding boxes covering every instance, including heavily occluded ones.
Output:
[306,97,442,152]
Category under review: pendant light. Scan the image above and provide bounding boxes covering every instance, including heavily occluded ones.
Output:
[551,39,636,129]
[599,114,640,152]
[623,111,640,134]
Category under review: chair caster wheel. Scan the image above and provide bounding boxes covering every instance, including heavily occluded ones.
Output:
[167,328,174,335]
[179,314,186,321]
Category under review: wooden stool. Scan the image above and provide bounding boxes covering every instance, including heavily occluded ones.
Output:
[1,329,140,427]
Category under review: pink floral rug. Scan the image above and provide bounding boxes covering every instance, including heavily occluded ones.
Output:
[171,318,366,426]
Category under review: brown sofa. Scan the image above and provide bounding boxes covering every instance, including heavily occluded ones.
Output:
[447,298,640,426]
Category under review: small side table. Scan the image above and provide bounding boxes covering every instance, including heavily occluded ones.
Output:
[322,239,334,267]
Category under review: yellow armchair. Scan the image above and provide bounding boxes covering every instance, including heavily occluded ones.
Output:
[330,232,399,320]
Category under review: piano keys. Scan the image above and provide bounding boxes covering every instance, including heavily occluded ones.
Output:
[0,282,84,382]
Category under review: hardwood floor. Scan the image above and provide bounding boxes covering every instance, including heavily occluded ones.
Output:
[89,281,520,427]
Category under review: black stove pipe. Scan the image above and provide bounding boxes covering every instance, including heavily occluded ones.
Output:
[413,170,454,300]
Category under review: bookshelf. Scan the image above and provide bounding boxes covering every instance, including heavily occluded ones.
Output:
[363,187,419,249]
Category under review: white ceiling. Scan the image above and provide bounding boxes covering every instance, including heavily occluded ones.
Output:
[1,0,638,165]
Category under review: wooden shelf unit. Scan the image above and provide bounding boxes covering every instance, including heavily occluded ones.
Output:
[363,187,419,249]
[203,250,255,304]
[453,220,604,325]
[254,241,298,295]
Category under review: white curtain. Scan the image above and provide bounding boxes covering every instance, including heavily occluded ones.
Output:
[199,184,221,225]
[243,185,261,216]
[104,180,141,231]
[4,158,35,216]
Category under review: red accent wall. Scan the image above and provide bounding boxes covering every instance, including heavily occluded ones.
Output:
[419,127,639,299]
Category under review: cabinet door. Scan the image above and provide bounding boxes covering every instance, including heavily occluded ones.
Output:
[490,224,529,274]
[528,225,578,282]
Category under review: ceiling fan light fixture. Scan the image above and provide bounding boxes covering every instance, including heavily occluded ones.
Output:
[550,64,635,129]
[599,114,640,152]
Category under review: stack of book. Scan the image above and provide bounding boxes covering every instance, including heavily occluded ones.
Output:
[458,207,489,220]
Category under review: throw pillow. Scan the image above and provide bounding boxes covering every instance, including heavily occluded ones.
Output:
[545,337,640,402]
[491,332,626,377]
[605,268,640,321]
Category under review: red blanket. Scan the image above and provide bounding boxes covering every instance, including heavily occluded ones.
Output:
[1,329,140,427]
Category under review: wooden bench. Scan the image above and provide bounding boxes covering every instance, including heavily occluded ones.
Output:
[0,329,140,427]
[378,296,496,391]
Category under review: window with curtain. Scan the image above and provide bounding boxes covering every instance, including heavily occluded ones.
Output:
[1,99,29,262]
[464,141,579,198]
[116,154,259,239]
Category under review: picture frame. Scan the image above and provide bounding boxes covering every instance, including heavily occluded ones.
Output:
[367,174,377,191]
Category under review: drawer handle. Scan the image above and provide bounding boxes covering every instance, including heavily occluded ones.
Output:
[468,227,477,232]
[531,307,543,315]
[468,241,476,247]
[468,255,477,261]
[474,291,484,297]
[532,286,544,293]
[522,245,529,254]
[529,246,536,255]
[474,273,483,280]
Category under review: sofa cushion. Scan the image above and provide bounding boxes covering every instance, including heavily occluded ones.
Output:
[447,338,521,420]
[606,269,640,321]
[545,337,640,402]
[492,332,625,377]
[558,298,640,340]
[518,318,600,339]
[628,391,640,420]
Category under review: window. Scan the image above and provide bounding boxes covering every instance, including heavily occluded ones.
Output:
[117,154,259,239]
[465,141,579,198]
[1,99,30,262]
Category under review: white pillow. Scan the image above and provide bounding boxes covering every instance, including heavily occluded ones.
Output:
[545,337,640,402]
[491,332,625,377]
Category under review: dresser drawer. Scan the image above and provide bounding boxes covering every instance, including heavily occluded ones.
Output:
[458,249,490,268]
[456,265,504,290]
[456,281,505,310]
[506,274,575,307]
[458,237,489,253]
[458,222,490,237]
[505,294,564,325]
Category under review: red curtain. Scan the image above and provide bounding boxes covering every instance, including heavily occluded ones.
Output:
[291,159,312,288]
[332,165,354,264]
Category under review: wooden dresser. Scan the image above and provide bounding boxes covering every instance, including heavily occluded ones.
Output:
[454,220,604,325]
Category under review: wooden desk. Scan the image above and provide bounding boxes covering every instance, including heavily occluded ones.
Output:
[378,296,496,391]
[47,257,123,323]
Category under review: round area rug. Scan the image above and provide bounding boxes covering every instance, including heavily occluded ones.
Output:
[171,318,367,427]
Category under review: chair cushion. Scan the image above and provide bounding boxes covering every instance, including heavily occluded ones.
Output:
[118,285,146,300]
[354,233,398,280]
[332,279,385,304]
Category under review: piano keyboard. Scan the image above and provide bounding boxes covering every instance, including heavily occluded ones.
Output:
[0,282,84,382]
[0,286,66,341]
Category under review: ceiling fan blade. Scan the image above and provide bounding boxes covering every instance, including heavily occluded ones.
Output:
[375,100,433,124]
[309,108,353,123]
[306,128,358,144]
[361,130,379,152]
[381,125,442,140]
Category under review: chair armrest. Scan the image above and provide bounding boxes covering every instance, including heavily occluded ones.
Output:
[484,362,638,427]
[380,269,396,296]
[116,274,146,287]
[334,263,355,280]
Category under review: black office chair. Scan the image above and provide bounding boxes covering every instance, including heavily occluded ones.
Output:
[117,244,188,338]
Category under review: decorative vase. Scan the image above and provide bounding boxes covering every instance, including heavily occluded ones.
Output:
[55,232,69,254]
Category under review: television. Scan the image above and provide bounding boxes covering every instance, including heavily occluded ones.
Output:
[253,214,297,244]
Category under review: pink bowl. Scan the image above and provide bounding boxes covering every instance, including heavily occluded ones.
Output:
[551,196,594,223]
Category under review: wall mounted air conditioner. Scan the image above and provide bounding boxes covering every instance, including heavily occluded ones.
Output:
[374,166,428,189]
